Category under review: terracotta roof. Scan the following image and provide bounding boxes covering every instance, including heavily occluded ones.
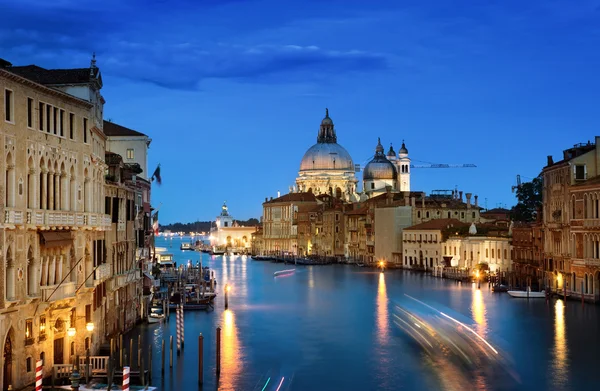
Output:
[405,218,468,231]
[346,205,368,215]
[103,120,147,137]
[482,208,511,214]
[264,192,317,204]
[8,65,100,85]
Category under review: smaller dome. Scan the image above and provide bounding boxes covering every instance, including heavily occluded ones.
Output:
[363,138,397,181]
[399,140,408,155]
[387,144,396,158]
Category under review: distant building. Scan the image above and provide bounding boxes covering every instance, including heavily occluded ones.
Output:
[511,222,544,289]
[402,219,466,270]
[209,202,255,250]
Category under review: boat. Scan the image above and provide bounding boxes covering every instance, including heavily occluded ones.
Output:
[211,246,226,255]
[274,269,296,277]
[492,284,509,293]
[507,288,546,298]
[148,307,165,324]
[180,243,193,251]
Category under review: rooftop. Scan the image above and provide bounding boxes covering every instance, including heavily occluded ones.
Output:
[264,192,317,204]
[7,64,101,86]
[405,218,468,231]
[103,120,147,137]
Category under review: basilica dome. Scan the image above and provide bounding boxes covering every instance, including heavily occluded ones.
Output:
[299,142,354,171]
[298,109,355,172]
[363,138,397,180]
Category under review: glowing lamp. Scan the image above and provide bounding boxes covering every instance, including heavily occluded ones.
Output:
[67,327,76,337]
[379,261,384,267]
[86,322,94,332]
[476,270,480,279]
[226,284,231,292]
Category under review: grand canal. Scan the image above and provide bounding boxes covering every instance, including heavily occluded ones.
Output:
[129,236,600,391]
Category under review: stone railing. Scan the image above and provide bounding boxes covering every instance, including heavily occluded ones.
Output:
[22,209,112,230]
[584,219,600,228]
[40,282,76,302]
[4,208,24,225]
[94,263,112,283]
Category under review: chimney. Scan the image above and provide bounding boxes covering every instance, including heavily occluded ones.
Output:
[411,197,416,207]
[404,193,409,206]
[474,195,478,207]
[459,191,463,202]
[270,197,273,201]
[265,197,268,202]
[547,155,554,166]
[466,193,472,208]
[421,192,426,208]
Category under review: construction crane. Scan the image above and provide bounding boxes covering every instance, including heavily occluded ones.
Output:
[355,157,476,172]
[511,175,522,193]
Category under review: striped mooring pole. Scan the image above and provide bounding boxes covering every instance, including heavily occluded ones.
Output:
[181,305,185,348]
[176,305,181,355]
[35,360,43,391]
[123,366,130,391]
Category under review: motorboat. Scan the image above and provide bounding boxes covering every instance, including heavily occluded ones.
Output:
[507,288,546,298]
[492,284,509,293]
[274,269,296,277]
[180,243,193,251]
[148,307,165,323]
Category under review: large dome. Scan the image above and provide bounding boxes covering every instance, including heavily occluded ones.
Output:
[299,142,354,171]
[363,138,397,180]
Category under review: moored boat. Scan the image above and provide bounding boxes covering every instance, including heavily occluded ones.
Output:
[492,284,509,293]
[180,243,193,251]
[148,307,165,323]
[507,288,546,298]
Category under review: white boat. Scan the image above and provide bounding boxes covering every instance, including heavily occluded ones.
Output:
[180,243,192,251]
[148,307,165,323]
[507,289,546,298]
[274,269,296,277]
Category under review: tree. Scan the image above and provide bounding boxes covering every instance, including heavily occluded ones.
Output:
[510,176,542,222]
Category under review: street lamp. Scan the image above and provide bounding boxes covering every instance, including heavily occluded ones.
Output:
[379,260,385,273]
[86,323,94,332]
[475,270,481,289]
[67,327,76,338]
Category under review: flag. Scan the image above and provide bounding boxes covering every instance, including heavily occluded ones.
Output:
[151,164,162,185]
[152,211,159,236]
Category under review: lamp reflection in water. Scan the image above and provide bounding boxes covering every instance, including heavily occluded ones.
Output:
[471,288,487,337]
[221,309,241,391]
[551,300,569,388]
[376,272,389,344]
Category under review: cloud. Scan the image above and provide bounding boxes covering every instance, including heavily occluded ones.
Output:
[0,1,390,89]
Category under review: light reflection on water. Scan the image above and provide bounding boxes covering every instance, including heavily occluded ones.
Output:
[551,300,569,389]
[220,309,242,391]
[376,272,389,344]
[471,287,488,337]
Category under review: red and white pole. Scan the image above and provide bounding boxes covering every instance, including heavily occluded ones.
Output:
[123,366,130,391]
[176,305,181,354]
[181,305,185,348]
[35,360,43,391]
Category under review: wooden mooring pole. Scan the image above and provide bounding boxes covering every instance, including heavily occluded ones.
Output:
[198,333,204,385]
[216,327,221,377]
[161,339,165,375]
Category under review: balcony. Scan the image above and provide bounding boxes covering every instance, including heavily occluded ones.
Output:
[366,240,375,246]
[584,258,600,267]
[584,219,600,228]
[40,282,76,302]
[12,208,113,230]
[94,263,112,284]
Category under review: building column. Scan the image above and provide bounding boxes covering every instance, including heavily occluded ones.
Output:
[41,170,48,210]
[61,174,69,211]
[54,173,61,210]
[48,172,54,210]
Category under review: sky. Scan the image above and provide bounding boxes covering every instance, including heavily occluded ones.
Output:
[1,0,600,224]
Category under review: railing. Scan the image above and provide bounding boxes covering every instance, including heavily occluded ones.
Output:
[20,209,112,229]
[366,240,375,246]
[94,263,111,283]
[40,282,76,302]
[584,219,600,227]
[584,258,600,267]
[4,208,24,224]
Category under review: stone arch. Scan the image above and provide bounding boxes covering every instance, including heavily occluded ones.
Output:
[27,156,35,209]
[83,167,90,212]
[69,165,76,212]
[3,327,15,390]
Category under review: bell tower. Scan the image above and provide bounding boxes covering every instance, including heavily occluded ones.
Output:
[397,140,411,192]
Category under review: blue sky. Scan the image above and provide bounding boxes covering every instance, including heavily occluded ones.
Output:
[1,0,599,223]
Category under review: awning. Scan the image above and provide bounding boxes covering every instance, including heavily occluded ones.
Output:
[40,232,73,248]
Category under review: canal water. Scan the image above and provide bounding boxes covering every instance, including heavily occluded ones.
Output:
[128,236,600,391]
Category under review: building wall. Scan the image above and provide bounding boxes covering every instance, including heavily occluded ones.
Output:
[0,70,111,389]
[374,206,412,265]
[106,136,150,179]
[443,236,512,272]
[402,229,443,269]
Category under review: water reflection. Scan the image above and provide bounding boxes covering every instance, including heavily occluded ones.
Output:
[471,288,487,336]
[220,309,242,391]
[376,272,389,344]
[551,300,569,388]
